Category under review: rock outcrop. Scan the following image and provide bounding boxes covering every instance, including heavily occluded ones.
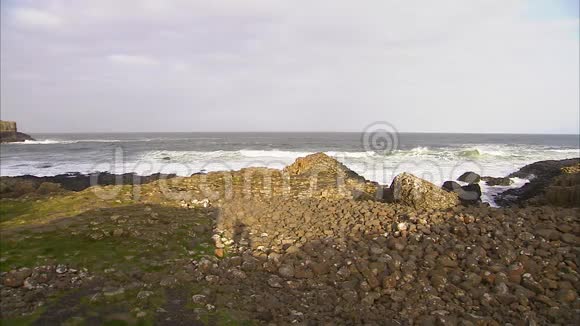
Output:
[283,152,380,200]
[283,152,365,182]
[390,173,459,210]
[496,158,580,207]
[0,172,177,198]
[0,121,34,143]
[541,163,580,206]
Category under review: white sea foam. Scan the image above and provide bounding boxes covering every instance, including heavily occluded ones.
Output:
[2,143,578,206]
[11,139,151,145]
[480,177,529,207]
[18,139,77,145]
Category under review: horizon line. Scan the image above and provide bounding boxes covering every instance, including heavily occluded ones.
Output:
[22,130,580,136]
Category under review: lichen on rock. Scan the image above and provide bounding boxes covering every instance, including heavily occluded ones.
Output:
[390,172,459,210]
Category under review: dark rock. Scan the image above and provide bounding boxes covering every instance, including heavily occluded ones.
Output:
[482,176,513,186]
[495,158,579,206]
[457,172,481,184]
[442,181,481,204]
[442,181,462,192]
[0,172,177,197]
[461,184,482,203]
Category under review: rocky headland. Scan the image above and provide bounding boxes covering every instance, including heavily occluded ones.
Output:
[0,153,578,324]
[0,121,34,143]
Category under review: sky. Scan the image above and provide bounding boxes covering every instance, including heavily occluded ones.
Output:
[1,0,579,133]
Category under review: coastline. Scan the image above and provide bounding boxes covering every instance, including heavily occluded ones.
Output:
[1,153,578,323]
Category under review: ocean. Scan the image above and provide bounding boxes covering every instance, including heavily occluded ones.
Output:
[1,132,578,205]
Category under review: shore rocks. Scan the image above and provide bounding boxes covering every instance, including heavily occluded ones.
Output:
[457,171,481,184]
[442,180,482,204]
[543,168,580,207]
[0,265,91,318]
[0,121,34,143]
[496,158,579,206]
[391,173,459,210]
[206,196,580,324]
[0,172,177,198]
[482,176,513,186]
[1,153,580,324]
[283,152,364,181]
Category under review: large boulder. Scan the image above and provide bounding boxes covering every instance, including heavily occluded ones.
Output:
[390,173,459,210]
[457,172,481,184]
[442,181,481,204]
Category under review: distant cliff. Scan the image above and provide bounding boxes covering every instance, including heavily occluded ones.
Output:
[0,121,34,143]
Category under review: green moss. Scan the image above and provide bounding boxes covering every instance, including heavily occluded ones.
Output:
[0,200,35,222]
[1,231,139,272]
[0,186,140,229]
[197,308,254,326]
[0,199,221,324]
[0,307,45,325]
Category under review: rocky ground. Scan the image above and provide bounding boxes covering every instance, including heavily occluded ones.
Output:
[0,153,578,325]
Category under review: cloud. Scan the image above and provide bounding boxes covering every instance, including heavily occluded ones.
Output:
[11,8,62,28]
[107,54,159,66]
[0,0,578,133]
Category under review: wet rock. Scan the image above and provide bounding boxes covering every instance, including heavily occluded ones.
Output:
[458,172,481,184]
[482,176,513,186]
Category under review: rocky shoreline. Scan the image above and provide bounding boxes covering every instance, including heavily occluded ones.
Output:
[0,154,578,324]
[0,121,34,143]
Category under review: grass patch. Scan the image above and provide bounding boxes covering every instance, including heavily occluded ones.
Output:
[0,307,45,326]
[0,200,35,223]
[0,186,138,229]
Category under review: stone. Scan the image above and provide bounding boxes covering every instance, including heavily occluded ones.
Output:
[267,275,283,288]
[443,181,481,203]
[482,176,513,186]
[556,289,577,303]
[192,294,207,304]
[103,287,125,297]
[521,274,544,294]
[390,173,459,210]
[137,291,154,301]
[457,172,481,184]
[2,268,32,288]
[278,265,295,278]
[214,248,225,258]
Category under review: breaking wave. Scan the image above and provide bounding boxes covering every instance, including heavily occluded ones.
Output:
[12,139,153,145]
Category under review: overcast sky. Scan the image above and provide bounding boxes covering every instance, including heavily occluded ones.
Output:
[1,0,579,133]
